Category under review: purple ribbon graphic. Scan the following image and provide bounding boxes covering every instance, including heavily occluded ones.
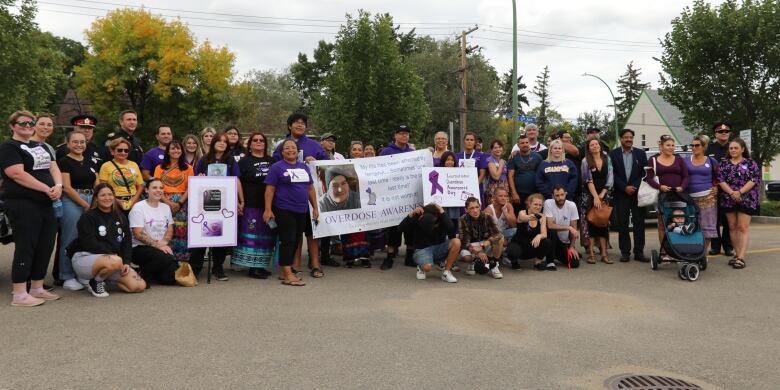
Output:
[429,171,444,195]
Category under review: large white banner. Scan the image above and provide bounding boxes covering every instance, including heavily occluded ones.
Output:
[421,167,480,207]
[309,149,432,238]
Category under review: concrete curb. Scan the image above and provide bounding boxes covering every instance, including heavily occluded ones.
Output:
[753,215,780,224]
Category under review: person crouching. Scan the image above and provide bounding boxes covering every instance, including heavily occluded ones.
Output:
[459,197,505,278]
[399,203,461,283]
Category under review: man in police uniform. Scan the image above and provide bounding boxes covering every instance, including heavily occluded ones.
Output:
[56,114,104,169]
[103,110,144,164]
[707,121,735,257]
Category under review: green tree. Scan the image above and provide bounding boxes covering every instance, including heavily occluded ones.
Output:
[290,40,335,114]
[314,11,430,148]
[659,0,780,167]
[576,110,614,147]
[230,69,300,136]
[0,0,67,121]
[615,61,650,128]
[75,9,235,141]
[498,71,529,117]
[532,66,552,135]
[407,36,500,146]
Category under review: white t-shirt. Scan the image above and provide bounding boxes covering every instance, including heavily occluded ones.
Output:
[129,200,174,247]
[543,199,578,243]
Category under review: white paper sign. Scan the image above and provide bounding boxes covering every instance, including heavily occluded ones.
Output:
[422,167,480,207]
[309,150,432,238]
[187,176,238,248]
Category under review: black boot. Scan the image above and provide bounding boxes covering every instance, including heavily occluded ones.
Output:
[380,252,395,270]
[404,249,416,267]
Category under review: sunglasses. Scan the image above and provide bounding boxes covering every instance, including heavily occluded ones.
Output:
[15,121,36,127]
[690,143,702,148]
[715,130,730,134]
[251,138,265,143]
[115,148,129,153]
[660,135,673,141]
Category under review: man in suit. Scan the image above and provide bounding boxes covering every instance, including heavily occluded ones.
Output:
[610,128,649,262]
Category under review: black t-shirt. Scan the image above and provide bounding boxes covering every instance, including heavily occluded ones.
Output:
[238,155,274,208]
[0,139,55,204]
[56,142,103,169]
[58,155,97,190]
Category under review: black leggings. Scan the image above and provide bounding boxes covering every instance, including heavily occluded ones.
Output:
[189,247,229,276]
[6,199,57,284]
[507,238,552,263]
[132,245,177,285]
[274,207,307,267]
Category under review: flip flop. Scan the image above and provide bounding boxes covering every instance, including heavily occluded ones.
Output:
[281,279,306,286]
[310,267,324,278]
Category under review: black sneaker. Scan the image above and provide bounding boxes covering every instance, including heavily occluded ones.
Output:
[247,269,269,279]
[321,258,341,267]
[511,260,522,270]
[545,262,558,271]
[724,248,735,257]
[344,259,353,268]
[360,259,372,268]
[380,259,394,270]
[214,271,229,281]
[634,253,649,262]
[619,254,630,262]
[708,249,720,256]
[86,278,109,298]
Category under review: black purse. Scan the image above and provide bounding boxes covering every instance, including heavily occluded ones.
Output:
[0,201,13,245]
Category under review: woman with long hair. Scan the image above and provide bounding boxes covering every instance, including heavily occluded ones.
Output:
[232,132,276,278]
[190,132,245,280]
[200,127,215,155]
[224,125,246,161]
[684,134,719,258]
[129,178,178,285]
[182,134,202,167]
[717,138,760,269]
[67,183,146,297]
[485,139,509,206]
[507,193,552,270]
[645,134,689,261]
[580,137,614,264]
[153,139,194,262]
[535,139,578,200]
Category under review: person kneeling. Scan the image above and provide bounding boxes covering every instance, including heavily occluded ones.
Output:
[129,178,178,286]
[459,197,504,278]
[507,193,552,270]
[66,184,146,297]
[543,185,581,270]
[399,203,461,283]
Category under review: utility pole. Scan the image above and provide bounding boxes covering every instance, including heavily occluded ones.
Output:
[459,26,478,136]
[512,0,519,140]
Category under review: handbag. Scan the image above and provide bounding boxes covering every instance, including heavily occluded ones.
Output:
[110,160,135,210]
[0,204,12,245]
[637,157,659,207]
[175,262,198,287]
[587,202,613,228]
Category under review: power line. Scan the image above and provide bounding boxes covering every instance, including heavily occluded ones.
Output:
[483,24,658,45]
[471,35,660,54]
[479,28,659,48]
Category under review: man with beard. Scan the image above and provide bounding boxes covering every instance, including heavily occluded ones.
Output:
[507,134,543,212]
[140,124,174,180]
[609,128,648,262]
[543,185,581,270]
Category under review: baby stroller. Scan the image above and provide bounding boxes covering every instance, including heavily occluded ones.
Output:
[651,191,708,281]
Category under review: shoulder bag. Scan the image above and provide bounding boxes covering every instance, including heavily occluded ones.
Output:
[637,157,659,207]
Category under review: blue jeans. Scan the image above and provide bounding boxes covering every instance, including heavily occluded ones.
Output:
[413,241,451,266]
[59,193,91,280]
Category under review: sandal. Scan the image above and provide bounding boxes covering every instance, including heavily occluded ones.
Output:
[281,278,306,286]
[587,255,596,264]
[728,257,737,266]
[310,267,324,278]
[732,258,746,269]
[601,256,613,264]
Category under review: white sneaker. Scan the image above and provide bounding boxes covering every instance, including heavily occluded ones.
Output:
[416,266,426,280]
[63,278,84,291]
[465,262,476,275]
[489,265,503,279]
[441,270,458,283]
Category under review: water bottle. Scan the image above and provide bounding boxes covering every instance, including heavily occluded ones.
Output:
[52,199,63,218]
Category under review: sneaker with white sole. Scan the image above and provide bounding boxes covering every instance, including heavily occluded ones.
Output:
[11,294,45,307]
[63,278,84,291]
[416,266,426,280]
[545,262,558,271]
[86,279,109,298]
[441,270,458,283]
[465,262,476,275]
[489,265,503,279]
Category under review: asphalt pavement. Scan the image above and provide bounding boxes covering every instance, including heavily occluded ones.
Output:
[1,225,779,389]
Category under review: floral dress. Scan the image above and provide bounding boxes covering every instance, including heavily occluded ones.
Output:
[717,158,761,214]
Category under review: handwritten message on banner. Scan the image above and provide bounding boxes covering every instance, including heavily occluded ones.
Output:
[421,167,480,207]
[309,150,432,238]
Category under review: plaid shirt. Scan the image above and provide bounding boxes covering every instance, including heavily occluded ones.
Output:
[459,213,502,246]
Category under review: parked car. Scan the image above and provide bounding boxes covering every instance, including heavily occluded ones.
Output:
[766,181,780,201]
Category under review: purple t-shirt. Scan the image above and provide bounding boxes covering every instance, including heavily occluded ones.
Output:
[140,147,166,173]
[272,134,329,162]
[265,160,313,213]
[456,150,487,170]
[684,156,716,195]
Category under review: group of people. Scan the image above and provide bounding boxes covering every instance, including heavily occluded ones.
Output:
[1,108,762,306]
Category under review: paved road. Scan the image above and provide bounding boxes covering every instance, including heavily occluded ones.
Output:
[1,225,779,389]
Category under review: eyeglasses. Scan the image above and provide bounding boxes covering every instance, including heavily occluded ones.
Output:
[690,143,702,148]
[715,130,730,134]
[14,121,36,127]
[115,148,129,153]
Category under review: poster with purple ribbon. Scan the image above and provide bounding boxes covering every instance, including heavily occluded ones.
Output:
[421,167,480,207]
[308,149,432,238]
[186,176,239,248]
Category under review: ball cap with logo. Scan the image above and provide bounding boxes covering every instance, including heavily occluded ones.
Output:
[395,124,411,134]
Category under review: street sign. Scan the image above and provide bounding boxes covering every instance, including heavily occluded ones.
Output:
[740,129,752,153]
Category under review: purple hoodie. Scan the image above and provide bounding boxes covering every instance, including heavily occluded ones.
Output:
[272,134,330,162]
[379,142,412,156]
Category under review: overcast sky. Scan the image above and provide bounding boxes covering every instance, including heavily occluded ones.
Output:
[33,0,725,121]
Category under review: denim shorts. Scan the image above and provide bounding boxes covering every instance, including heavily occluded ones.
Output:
[413,241,450,265]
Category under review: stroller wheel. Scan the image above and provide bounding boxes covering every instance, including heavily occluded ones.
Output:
[678,265,688,280]
[650,250,659,271]
[700,256,708,271]
[685,263,700,281]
